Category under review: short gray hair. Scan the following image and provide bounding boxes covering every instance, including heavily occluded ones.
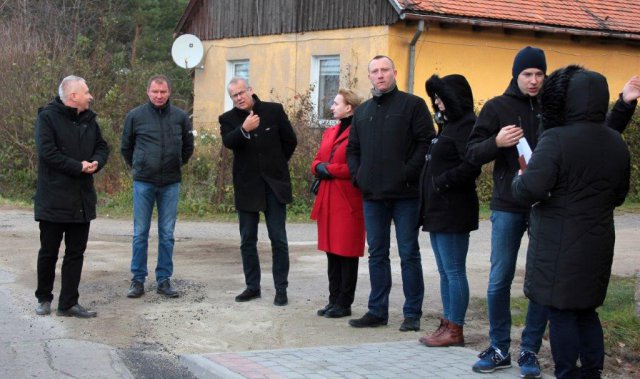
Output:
[227,77,250,93]
[58,76,86,102]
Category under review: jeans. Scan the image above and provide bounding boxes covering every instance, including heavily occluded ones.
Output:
[487,210,548,353]
[429,232,469,326]
[326,253,359,308]
[131,181,180,284]
[237,186,289,291]
[548,307,604,379]
[363,198,424,320]
[36,221,90,310]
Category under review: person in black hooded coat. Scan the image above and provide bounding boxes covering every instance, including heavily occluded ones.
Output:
[417,74,480,347]
[512,65,630,379]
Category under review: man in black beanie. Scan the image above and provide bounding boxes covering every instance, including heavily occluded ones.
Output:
[466,45,548,378]
[467,47,638,378]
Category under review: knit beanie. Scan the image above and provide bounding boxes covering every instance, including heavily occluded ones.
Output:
[512,46,547,78]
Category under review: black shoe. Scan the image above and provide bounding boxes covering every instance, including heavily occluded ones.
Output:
[35,301,51,316]
[317,303,334,316]
[235,288,261,302]
[56,304,97,318]
[157,280,179,298]
[325,305,351,318]
[274,290,288,306]
[349,313,387,328]
[399,317,421,331]
[127,281,144,298]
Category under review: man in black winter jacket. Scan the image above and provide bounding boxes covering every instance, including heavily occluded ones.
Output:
[467,47,638,378]
[346,55,435,332]
[121,75,194,299]
[34,75,109,318]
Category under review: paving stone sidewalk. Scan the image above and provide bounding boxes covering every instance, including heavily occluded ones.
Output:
[181,341,554,379]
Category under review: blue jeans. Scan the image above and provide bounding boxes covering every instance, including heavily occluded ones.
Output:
[363,199,424,320]
[131,181,180,284]
[548,307,604,379]
[430,232,469,326]
[237,186,289,291]
[488,210,548,353]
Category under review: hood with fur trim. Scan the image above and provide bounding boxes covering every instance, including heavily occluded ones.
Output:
[425,74,474,122]
[540,65,609,130]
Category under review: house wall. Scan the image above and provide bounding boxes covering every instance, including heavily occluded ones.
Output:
[192,22,639,130]
[192,26,390,130]
[389,22,640,112]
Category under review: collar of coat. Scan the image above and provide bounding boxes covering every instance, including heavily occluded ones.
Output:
[39,96,96,123]
[233,94,263,117]
[372,85,398,104]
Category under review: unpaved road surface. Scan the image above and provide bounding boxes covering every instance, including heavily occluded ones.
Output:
[1,206,638,377]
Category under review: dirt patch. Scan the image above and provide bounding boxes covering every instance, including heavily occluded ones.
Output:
[0,207,638,377]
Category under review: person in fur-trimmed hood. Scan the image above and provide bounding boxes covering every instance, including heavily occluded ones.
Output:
[512,65,630,379]
[417,74,480,348]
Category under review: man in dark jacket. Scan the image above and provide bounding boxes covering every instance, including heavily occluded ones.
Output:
[34,75,109,318]
[512,66,630,379]
[121,75,194,299]
[346,55,434,331]
[466,46,549,377]
[467,47,638,378]
[219,77,297,306]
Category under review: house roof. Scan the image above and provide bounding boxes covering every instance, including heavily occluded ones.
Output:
[390,0,640,39]
[175,0,640,41]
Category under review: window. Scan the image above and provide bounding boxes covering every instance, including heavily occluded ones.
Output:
[225,60,250,111]
[311,55,340,122]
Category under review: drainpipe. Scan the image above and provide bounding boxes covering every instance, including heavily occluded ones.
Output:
[407,20,425,94]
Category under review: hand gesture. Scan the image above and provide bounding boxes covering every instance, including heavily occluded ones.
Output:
[622,75,640,104]
[81,160,99,174]
[496,125,524,148]
[242,111,260,132]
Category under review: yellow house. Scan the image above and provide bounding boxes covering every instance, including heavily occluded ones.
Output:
[175,0,640,130]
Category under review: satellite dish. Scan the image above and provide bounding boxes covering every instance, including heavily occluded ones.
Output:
[171,34,204,69]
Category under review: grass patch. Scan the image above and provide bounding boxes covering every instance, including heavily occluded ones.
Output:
[470,275,640,361]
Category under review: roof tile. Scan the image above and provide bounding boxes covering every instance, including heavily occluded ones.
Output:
[396,0,640,34]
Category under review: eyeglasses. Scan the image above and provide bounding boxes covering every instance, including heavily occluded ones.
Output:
[230,89,250,98]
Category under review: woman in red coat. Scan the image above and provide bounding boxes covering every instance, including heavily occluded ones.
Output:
[311,88,365,318]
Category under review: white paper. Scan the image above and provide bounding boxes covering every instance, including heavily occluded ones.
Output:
[516,138,532,171]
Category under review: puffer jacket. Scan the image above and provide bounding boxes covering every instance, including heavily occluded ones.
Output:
[121,100,194,186]
[512,66,630,310]
[34,97,109,223]
[419,74,481,232]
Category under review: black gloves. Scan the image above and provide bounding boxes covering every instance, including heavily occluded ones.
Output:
[315,163,333,179]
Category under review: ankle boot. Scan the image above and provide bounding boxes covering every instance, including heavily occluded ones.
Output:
[423,321,464,347]
[418,318,448,345]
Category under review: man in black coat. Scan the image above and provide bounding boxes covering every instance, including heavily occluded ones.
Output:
[346,55,434,331]
[34,75,109,318]
[219,77,297,306]
[121,75,194,299]
[512,66,630,379]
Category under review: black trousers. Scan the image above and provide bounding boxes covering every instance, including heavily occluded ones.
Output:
[326,252,359,308]
[548,306,605,379]
[237,187,289,292]
[35,221,90,310]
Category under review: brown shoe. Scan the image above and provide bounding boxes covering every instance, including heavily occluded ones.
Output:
[423,321,464,347]
[419,318,448,345]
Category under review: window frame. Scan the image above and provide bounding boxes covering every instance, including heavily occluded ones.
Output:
[225,59,250,111]
[310,55,340,126]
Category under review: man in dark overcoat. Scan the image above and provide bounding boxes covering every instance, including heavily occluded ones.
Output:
[219,77,297,306]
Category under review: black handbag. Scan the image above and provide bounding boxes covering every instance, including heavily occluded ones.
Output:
[310,177,321,195]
